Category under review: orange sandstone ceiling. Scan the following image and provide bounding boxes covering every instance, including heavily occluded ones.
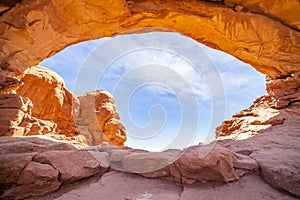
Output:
[0,0,299,77]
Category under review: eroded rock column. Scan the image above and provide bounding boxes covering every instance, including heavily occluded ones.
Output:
[77,90,127,146]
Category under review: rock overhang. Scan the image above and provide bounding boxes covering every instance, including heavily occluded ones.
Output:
[0,0,299,77]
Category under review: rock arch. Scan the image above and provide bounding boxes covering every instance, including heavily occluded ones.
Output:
[1,0,299,125]
[0,1,300,199]
[0,0,299,77]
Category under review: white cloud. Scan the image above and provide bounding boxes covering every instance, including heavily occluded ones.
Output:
[98,48,211,104]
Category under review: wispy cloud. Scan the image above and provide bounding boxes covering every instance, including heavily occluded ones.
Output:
[98,48,211,103]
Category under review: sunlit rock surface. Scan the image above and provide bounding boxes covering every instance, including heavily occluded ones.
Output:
[15,66,79,136]
[0,0,299,76]
[223,0,300,30]
[216,72,300,139]
[0,66,127,146]
[77,90,127,146]
[0,93,57,136]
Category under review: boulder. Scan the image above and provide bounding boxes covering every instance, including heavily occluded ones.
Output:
[1,162,61,200]
[0,136,109,199]
[34,150,108,183]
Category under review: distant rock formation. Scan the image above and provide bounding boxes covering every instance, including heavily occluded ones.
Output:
[15,66,80,136]
[1,66,127,146]
[216,72,300,139]
[77,90,127,146]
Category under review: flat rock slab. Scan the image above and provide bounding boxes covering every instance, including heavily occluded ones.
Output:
[55,171,182,200]
[55,173,295,200]
[181,174,297,200]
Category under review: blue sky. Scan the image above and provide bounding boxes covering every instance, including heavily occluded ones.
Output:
[40,32,266,151]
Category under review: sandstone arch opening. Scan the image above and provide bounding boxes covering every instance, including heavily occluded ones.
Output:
[0,1,299,199]
[37,31,266,151]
